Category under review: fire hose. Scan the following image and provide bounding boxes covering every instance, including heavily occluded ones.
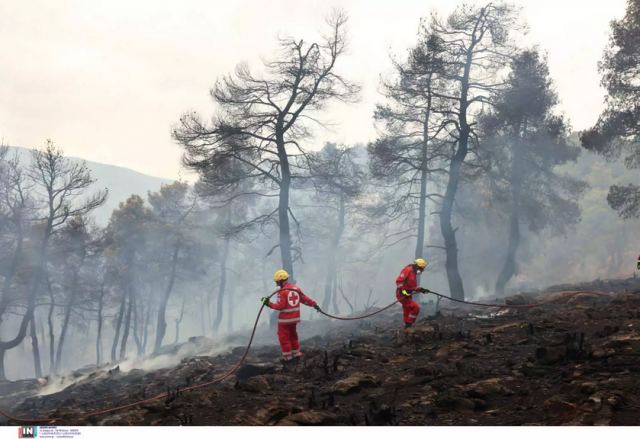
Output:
[0,288,609,425]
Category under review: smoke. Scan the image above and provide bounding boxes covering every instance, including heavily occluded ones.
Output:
[33,335,240,396]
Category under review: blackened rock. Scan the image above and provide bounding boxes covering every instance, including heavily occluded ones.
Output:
[252,402,304,425]
[603,334,640,353]
[367,402,396,425]
[543,395,579,423]
[414,366,435,377]
[236,363,277,381]
[332,372,379,395]
[435,394,476,412]
[579,382,597,395]
[535,346,566,364]
[401,325,436,343]
[464,377,514,399]
[277,410,338,426]
[238,375,271,393]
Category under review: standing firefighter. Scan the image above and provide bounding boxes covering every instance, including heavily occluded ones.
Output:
[261,270,320,363]
[395,258,429,328]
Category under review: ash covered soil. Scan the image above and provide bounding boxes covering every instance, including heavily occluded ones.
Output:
[3,278,640,426]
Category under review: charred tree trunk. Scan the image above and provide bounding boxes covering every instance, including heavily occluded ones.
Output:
[96,284,105,366]
[213,236,230,333]
[154,242,180,352]
[416,97,432,259]
[38,321,46,372]
[276,128,294,277]
[331,275,339,314]
[323,195,346,311]
[416,167,429,259]
[227,283,235,333]
[175,294,186,344]
[132,293,143,356]
[440,44,474,301]
[0,228,52,380]
[46,275,56,374]
[142,299,151,354]
[29,312,42,378]
[440,144,467,300]
[0,309,33,380]
[496,203,520,295]
[496,130,523,296]
[0,350,5,380]
[0,313,34,379]
[119,289,133,361]
[54,266,82,373]
[110,289,126,363]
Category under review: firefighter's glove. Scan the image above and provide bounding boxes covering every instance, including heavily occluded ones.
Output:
[420,288,433,294]
[401,289,411,297]
[313,304,321,312]
[260,297,270,307]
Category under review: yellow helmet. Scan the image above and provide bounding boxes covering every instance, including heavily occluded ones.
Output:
[273,269,289,282]
[414,258,428,269]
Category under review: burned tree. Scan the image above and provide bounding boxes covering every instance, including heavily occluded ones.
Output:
[189,160,255,334]
[106,195,153,362]
[480,50,587,295]
[581,0,640,219]
[0,141,106,379]
[308,143,365,312]
[173,10,360,278]
[426,3,519,299]
[0,150,31,328]
[0,149,34,376]
[49,216,93,373]
[370,30,448,259]
[147,181,195,352]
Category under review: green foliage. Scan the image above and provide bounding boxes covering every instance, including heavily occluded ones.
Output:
[481,50,587,235]
[581,0,640,218]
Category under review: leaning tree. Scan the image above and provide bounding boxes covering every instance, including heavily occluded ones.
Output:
[422,2,520,300]
[173,10,360,279]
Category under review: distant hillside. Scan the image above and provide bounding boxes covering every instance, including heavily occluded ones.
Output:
[8,146,173,225]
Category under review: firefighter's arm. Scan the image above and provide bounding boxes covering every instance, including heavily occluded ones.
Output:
[268,291,287,310]
[299,291,316,307]
[300,292,321,311]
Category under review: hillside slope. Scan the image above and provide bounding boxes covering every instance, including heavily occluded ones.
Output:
[7,146,172,225]
[2,278,639,426]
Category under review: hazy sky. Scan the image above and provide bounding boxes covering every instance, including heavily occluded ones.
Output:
[0,0,627,180]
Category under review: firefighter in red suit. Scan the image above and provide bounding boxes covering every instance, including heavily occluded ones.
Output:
[396,258,429,328]
[261,269,320,362]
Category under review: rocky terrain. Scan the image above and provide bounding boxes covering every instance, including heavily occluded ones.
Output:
[2,277,640,426]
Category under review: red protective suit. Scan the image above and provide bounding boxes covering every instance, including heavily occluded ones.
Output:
[268,282,317,359]
[395,265,421,325]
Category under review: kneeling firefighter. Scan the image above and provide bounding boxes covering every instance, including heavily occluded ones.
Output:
[395,258,431,328]
[261,270,320,362]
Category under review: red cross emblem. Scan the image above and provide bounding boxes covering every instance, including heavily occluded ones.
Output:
[287,291,300,307]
